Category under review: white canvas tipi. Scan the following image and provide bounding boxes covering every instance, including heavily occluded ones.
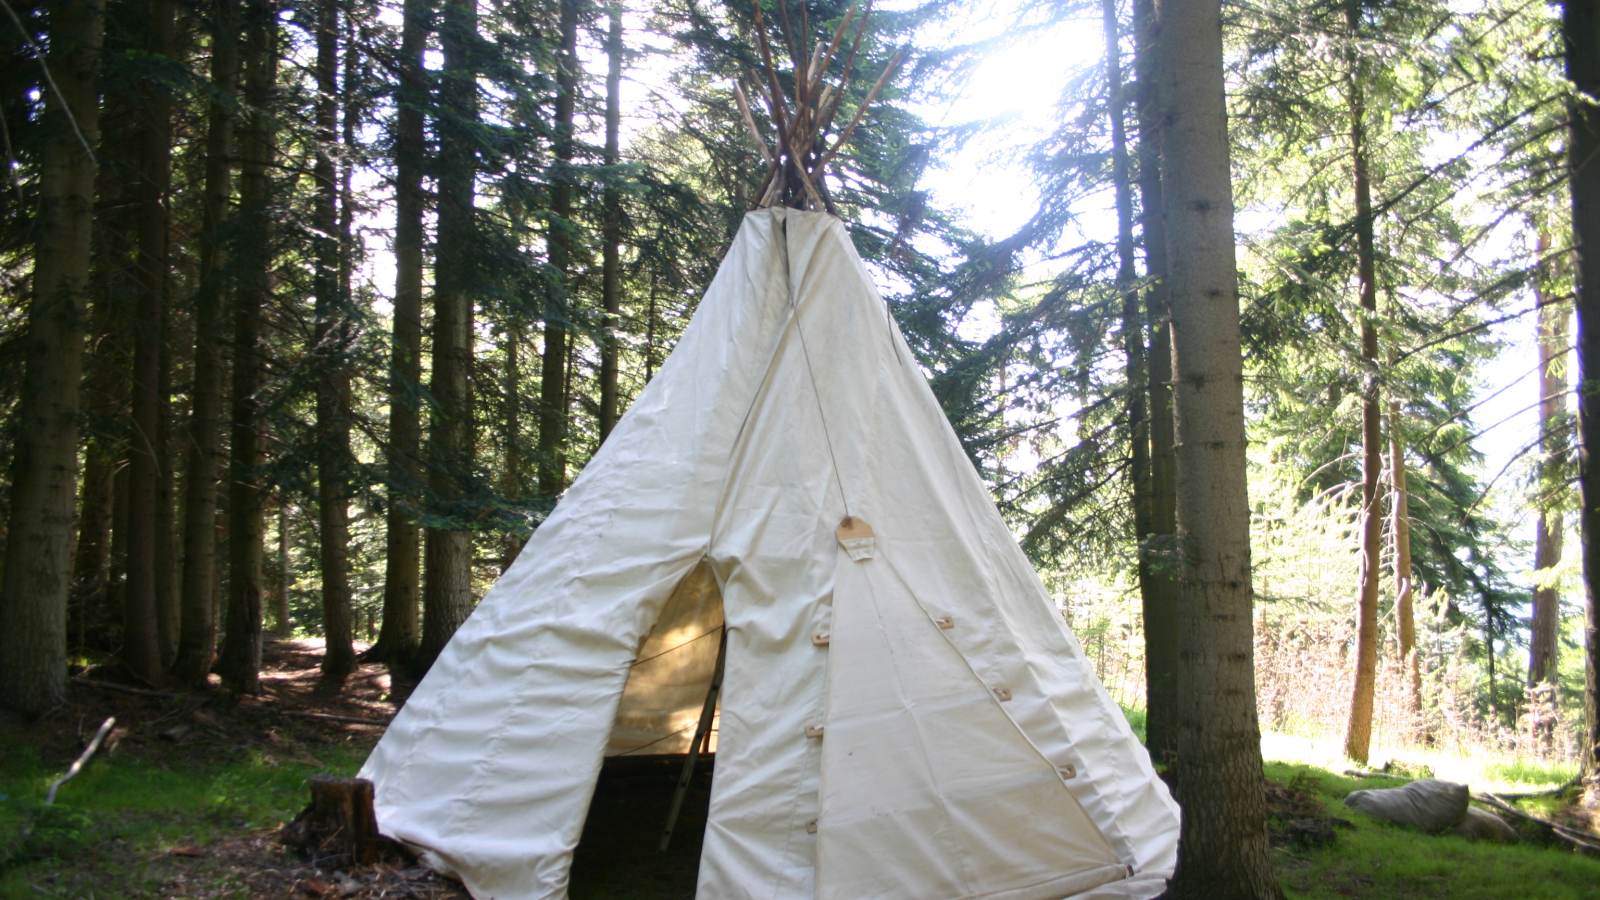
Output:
[359,207,1180,900]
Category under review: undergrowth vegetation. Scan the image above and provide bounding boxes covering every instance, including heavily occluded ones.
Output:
[1262,763,1600,900]
[0,726,370,898]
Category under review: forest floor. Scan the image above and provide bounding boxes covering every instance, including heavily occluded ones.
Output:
[1,647,1597,899]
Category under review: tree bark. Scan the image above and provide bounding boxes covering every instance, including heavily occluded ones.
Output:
[1343,1,1383,766]
[599,4,623,441]
[215,0,278,695]
[1562,0,1600,784]
[122,0,178,685]
[537,0,579,499]
[501,320,524,570]
[71,328,119,646]
[416,0,478,674]
[155,215,180,666]
[369,0,428,666]
[1133,0,1178,762]
[0,0,104,715]
[313,0,355,688]
[1154,0,1280,893]
[172,0,241,686]
[1390,401,1418,714]
[272,501,291,634]
[1531,230,1569,696]
[1106,0,1160,751]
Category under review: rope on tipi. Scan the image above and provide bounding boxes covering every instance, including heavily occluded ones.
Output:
[735,1,903,214]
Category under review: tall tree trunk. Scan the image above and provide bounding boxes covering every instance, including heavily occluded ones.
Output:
[0,0,104,715]
[155,292,180,667]
[369,0,428,666]
[122,0,178,685]
[1106,0,1158,745]
[1531,231,1569,698]
[1133,0,1178,761]
[1154,0,1280,893]
[645,274,658,382]
[172,0,241,686]
[598,4,623,441]
[1568,0,1600,787]
[89,83,135,645]
[215,0,278,694]
[417,0,478,674]
[501,321,524,570]
[1390,400,1418,714]
[537,0,578,499]
[1342,0,1383,766]
[314,0,355,688]
[272,501,291,634]
[71,322,119,647]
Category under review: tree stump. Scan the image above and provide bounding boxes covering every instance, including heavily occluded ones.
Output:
[280,776,403,866]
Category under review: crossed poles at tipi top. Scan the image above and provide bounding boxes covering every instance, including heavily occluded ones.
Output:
[733,1,903,214]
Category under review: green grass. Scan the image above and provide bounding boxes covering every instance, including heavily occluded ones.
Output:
[1483,759,1579,788]
[1119,705,1147,745]
[0,731,369,899]
[1264,761,1600,900]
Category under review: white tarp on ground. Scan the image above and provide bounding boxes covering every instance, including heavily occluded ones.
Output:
[359,208,1180,900]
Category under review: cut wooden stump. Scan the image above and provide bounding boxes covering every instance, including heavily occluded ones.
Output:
[280,775,406,867]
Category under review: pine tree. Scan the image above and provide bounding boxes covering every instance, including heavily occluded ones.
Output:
[0,0,105,715]
[173,0,241,686]
[1155,0,1280,892]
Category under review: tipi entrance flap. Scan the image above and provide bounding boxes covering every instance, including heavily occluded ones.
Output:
[607,559,726,757]
[816,550,1127,900]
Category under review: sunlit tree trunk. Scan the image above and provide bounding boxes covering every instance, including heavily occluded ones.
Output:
[1155,0,1280,893]
[215,0,278,695]
[370,0,429,666]
[1389,401,1418,715]
[1563,0,1600,783]
[1132,0,1179,761]
[1342,0,1383,766]
[599,4,623,441]
[0,0,104,715]
[173,0,240,686]
[1531,231,1569,699]
[417,0,479,674]
[538,0,578,499]
[272,501,291,634]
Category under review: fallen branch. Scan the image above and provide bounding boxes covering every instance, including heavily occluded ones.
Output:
[1472,792,1600,855]
[47,717,115,804]
[1342,768,1577,799]
[73,677,176,699]
[270,709,391,727]
[70,677,391,727]
[1343,768,1410,781]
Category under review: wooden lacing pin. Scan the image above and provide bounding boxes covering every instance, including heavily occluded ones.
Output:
[934,616,954,630]
[805,724,825,739]
[806,819,818,834]
[1058,764,1077,780]
[992,686,1012,701]
[836,516,876,561]
[812,631,831,645]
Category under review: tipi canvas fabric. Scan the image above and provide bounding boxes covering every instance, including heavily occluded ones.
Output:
[359,208,1179,900]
